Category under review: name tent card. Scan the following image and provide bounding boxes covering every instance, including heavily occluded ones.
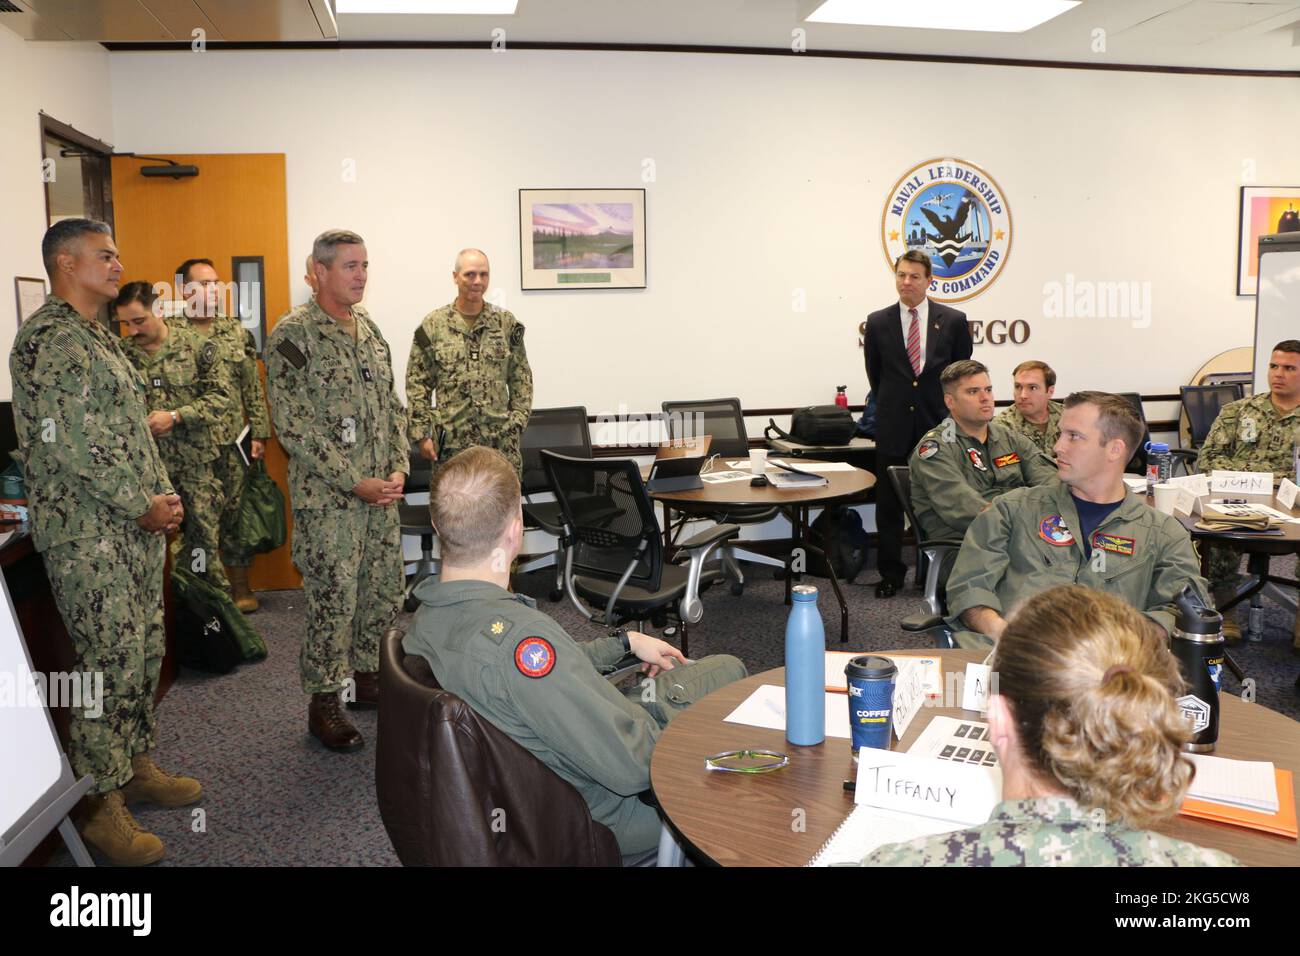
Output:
[1278,478,1299,512]
[853,747,1001,825]
[1168,473,1211,499]
[1209,470,1273,495]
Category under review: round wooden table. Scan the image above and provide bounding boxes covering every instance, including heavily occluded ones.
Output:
[646,460,875,643]
[650,651,1300,867]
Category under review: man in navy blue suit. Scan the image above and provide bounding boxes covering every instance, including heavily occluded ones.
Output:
[864,250,973,598]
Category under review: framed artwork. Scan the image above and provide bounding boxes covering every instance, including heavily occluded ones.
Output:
[14,277,47,325]
[519,188,646,290]
[1237,186,1300,295]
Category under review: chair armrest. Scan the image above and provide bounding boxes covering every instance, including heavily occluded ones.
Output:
[901,611,946,632]
[679,523,741,551]
[676,525,741,626]
[598,652,643,684]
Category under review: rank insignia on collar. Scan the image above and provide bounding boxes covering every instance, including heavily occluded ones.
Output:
[491,621,505,635]
[1038,515,1074,546]
[967,448,987,471]
[918,439,939,460]
[1092,532,1135,556]
[993,453,1020,468]
[515,637,556,678]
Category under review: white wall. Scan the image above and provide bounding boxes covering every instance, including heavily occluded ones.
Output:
[102,49,1298,421]
[0,31,114,400]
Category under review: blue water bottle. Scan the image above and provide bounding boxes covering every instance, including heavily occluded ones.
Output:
[785,584,826,746]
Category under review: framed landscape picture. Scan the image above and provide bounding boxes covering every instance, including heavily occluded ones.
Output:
[1237,186,1300,295]
[519,188,647,290]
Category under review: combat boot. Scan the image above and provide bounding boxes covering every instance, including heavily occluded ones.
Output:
[121,753,203,807]
[228,565,259,613]
[80,791,165,866]
[346,670,379,710]
[309,692,364,751]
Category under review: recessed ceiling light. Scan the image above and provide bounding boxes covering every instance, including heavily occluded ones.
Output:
[805,0,1080,33]
[335,1,519,14]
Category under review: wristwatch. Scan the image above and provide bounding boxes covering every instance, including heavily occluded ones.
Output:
[612,627,631,654]
[169,410,179,426]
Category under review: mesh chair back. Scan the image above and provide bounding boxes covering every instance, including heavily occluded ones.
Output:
[662,398,749,459]
[521,406,591,496]
[1181,385,1243,446]
[1118,392,1152,475]
[542,451,663,592]
[406,445,434,495]
[887,466,921,533]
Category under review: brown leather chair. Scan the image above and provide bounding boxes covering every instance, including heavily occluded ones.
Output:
[375,628,622,866]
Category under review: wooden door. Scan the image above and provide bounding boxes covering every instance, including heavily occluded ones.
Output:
[110,153,300,590]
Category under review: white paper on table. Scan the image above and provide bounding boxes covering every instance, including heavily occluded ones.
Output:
[853,748,1002,825]
[823,652,940,696]
[722,684,851,739]
[807,804,962,866]
[1122,476,1148,493]
[1275,478,1298,512]
[907,715,1002,774]
[698,470,752,484]
[1185,754,1279,813]
[769,460,856,473]
[726,460,751,470]
[1168,473,1211,498]
[1210,470,1273,495]
[1172,487,1197,516]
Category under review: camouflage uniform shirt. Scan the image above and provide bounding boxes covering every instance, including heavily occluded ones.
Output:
[187,313,271,443]
[909,417,1057,542]
[120,323,230,477]
[994,400,1063,456]
[1196,391,1299,481]
[861,797,1241,866]
[9,295,174,551]
[405,301,533,471]
[265,299,409,508]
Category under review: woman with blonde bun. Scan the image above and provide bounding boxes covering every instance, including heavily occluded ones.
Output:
[863,586,1240,866]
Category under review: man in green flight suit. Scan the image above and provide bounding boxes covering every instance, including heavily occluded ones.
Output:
[115,281,232,590]
[266,229,408,752]
[176,258,272,612]
[910,359,1057,544]
[406,248,533,475]
[993,359,1064,455]
[10,220,200,866]
[1195,340,1300,646]
[404,446,747,863]
[945,391,1210,648]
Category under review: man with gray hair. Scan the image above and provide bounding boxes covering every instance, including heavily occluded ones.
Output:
[266,229,409,752]
[406,248,533,475]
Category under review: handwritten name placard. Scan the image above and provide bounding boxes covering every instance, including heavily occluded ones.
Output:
[853,747,1002,825]
[1168,473,1211,499]
[1278,478,1299,512]
[1209,470,1273,495]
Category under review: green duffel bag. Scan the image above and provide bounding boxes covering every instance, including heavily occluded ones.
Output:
[235,459,287,555]
[172,566,268,663]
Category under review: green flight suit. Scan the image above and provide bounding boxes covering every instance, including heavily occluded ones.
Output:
[945,478,1210,648]
[404,578,747,856]
[405,302,533,475]
[186,314,272,569]
[994,400,1063,456]
[10,295,175,793]
[121,323,232,589]
[860,797,1239,866]
[266,300,409,693]
[909,417,1057,542]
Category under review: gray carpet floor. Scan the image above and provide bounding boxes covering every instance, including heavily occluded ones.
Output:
[50,554,1300,867]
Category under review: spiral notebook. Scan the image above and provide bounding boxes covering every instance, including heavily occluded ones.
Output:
[807,805,962,866]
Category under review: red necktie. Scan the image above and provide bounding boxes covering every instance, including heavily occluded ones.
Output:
[906,307,921,376]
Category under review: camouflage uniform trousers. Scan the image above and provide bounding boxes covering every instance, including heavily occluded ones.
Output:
[169,464,229,591]
[212,445,250,569]
[292,499,403,694]
[1205,543,1245,597]
[42,529,165,794]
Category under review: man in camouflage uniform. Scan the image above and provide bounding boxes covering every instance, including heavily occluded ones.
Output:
[994,359,1063,455]
[115,281,231,590]
[10,220,200,866]
[910,360,1056,543]
[406,248,533,475]
[177,258,272,612]
[1196,340,1300,645]
[946,393,1210,648]
[405,447,746,863]
[266,230,408,752]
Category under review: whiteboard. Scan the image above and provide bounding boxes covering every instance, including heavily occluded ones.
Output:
[1253,235,1300,394]
[0,565,65,840]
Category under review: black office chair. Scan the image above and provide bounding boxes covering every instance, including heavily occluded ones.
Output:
[662,397,780,594]
[542,450,739,657]
[517,406,591,601]
[1118,392,1153,476]
[399,446,438,613]
[1180,384,1244,463]
[888,466,959,649]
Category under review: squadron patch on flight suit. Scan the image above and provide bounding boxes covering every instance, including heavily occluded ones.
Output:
[993,453,1020,468]
[966,448,988,472]
[1038,515,1075,546]
[515,636,556,678]
[1092,532,1136,556]
[918,439,940,460]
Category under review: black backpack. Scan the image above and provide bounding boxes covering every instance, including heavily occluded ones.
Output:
[174,593,242,674]
[807,506,869,583]
[765,405,856,446]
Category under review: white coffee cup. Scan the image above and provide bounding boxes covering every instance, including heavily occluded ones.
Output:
[1153,482,1179,515]
[749,449,768,476]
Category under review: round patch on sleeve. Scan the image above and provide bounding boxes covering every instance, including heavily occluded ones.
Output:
[918,439,940,460]
[514,637,556,678]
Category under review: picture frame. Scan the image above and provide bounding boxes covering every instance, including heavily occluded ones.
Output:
[519,188,646,291]
[14,277,47,326]
[1237,186,1300,295]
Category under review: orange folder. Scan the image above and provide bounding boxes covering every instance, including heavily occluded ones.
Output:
[1179,768,1298,840]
